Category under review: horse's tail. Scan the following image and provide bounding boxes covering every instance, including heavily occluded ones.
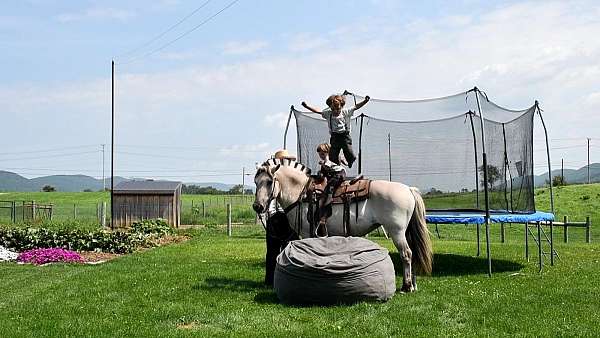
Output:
[407,187,433,275]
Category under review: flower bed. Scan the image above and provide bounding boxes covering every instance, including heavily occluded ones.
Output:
[0,245,18,262]
[17,248,83,265]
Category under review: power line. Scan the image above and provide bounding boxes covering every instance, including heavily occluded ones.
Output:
[115,0,213,59]
[118,0,241,65]
[0,145,98,156]
[0,151,99,162]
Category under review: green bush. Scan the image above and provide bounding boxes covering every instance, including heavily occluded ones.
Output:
[130,219,172,236]
[0,218,173,254]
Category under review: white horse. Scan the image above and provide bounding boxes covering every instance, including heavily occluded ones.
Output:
[252,158,432,292]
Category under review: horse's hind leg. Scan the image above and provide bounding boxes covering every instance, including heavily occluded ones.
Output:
[390,231,414,292]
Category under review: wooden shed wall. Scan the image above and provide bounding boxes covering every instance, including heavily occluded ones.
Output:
[113,192,180,228]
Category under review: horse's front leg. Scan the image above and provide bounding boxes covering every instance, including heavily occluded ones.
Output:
[390,231,414,292]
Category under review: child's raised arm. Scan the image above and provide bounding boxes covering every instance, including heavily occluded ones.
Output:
[301,101,322,114]
[354,95,371,110]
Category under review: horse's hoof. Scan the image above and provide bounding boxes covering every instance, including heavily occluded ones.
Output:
[400,283,414,293]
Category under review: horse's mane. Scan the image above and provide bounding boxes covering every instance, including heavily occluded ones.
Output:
[261,158,312,175]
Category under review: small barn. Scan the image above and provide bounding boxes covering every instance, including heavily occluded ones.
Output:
[112,180,182,228]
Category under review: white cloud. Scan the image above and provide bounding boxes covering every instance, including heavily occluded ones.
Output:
[287,33,328,52]
[263,113,290,128]
[221,40,268,55]
[56,8,136,23]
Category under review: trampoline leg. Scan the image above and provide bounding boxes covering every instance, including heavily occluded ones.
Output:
[550,221,554,266]
[525,223,529,261]
[485,219,491,277]
[537,221,543,272]
[476,223,481,257]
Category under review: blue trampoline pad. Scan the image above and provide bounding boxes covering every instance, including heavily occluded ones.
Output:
[426,211,555,225]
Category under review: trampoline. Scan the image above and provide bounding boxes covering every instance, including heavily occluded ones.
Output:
[285,87,557,275]
[426,211,555,225]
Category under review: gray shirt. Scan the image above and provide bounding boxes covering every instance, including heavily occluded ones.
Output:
[321,107,356,134]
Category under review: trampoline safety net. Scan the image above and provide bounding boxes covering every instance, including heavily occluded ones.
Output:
[290,89,541,213]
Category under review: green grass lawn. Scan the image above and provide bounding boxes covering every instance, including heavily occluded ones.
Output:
[1,225,598,337]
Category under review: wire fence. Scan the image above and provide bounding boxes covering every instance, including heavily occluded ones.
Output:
[0,195,258,228]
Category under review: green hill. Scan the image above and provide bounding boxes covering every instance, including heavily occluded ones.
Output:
[0,171,127,192]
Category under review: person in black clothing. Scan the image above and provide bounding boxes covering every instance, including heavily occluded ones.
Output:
[263,149,299,287]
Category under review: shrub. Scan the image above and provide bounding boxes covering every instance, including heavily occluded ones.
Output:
[130,219,172,236]
[17,248,83,265]
[0,218,174,254]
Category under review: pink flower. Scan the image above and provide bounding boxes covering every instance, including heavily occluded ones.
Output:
[17,248,83,265]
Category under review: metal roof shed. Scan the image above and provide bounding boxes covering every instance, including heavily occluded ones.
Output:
[112,180,182,228]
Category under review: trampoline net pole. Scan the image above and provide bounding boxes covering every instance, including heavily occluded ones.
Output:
[475,87,492,277]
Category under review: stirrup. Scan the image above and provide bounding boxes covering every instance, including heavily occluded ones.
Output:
[315,221,328,238]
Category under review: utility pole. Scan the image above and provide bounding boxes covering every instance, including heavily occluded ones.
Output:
[101,144,106,191]
[561,158,564,182]
[588,138,591,184]
[242,167,245,195]
[111,60,115,229]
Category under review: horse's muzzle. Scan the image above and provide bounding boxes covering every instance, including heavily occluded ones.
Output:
[252,202,264,214]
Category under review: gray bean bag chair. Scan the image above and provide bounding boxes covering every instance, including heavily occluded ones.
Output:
[274,236,396,305]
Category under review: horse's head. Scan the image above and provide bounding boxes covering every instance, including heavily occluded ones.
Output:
[252,163,281,214]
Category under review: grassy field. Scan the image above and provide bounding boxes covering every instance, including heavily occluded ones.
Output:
[0,192,257,227]
[1,225,598,337]
[1,183,599,227]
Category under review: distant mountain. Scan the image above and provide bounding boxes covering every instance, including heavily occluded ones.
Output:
[0,171,127,192]
[0,171,252,192]
[535,163,600,186]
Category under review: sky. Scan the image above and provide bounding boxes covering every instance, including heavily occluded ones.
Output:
[1,0,599,185]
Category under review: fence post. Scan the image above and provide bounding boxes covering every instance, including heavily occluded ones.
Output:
[500,222,505,243]
[202,201,206,218]
[227,203,232,237]
[73,204,77,219]
[101,202,107,228]
[49,204,53,221]
[11,201,16,223]
[586,216,591,243]
[32,200,36,220]
[563,215,568,243]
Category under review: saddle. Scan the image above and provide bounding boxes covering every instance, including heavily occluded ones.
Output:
[307,176,371,237]
[311,176,371,204]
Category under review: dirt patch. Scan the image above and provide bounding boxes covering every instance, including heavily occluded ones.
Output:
[149,234,191,247]
[78,251,121,264]
[78,234,191,264]
[176,321,200,330]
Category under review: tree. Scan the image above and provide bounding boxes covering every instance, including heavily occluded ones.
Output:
[479,164,502,190]
[552,175,566,187]
[228,184,244,195]
[42,185,56,192]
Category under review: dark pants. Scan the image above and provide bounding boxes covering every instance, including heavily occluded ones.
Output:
[319,173,345,219]
[329,132,356,168]
[265,212,298,286]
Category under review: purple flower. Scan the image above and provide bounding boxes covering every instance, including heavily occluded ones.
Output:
[17,248,83,265]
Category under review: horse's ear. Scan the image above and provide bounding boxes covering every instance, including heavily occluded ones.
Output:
[270,164,281,174]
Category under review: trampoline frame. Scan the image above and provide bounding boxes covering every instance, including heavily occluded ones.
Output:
[284,87,556,275]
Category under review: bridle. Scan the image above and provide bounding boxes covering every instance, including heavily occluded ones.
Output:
[256,165,313,236]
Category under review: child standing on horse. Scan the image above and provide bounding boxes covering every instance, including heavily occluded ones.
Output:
[302,93,370,168]
[315,143,347,237]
